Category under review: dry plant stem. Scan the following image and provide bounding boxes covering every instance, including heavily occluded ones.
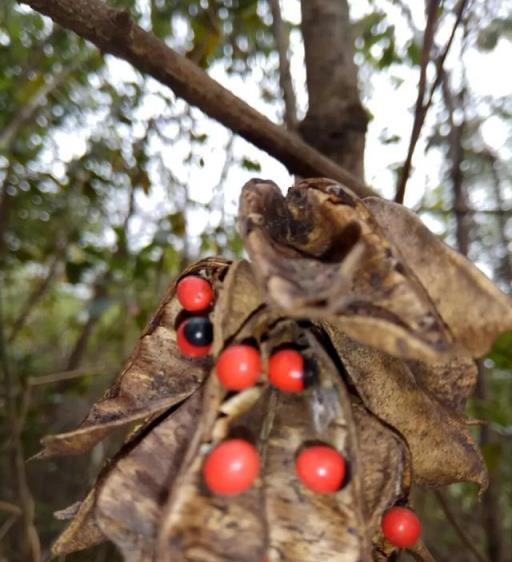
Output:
[0,286,41,562]
[268,0,298,130]
[395,0,469,204]
[19,0,374,198]
[395,0,440,204]
[434,491,488,562]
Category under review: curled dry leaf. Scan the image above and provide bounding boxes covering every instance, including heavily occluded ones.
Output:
[364,197,512,357]
[39,257,230,459]
[45,178,512,562]
[95,389,206,562]
[239,178,455,363]
[51,490,105,555]
[324,327,487,488]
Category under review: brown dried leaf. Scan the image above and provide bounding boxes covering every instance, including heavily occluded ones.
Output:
[94,389,205,562]
[239,178,456,362]
[407,355,478,414]
[51,490,105,555]
[325,326,487,488]
[364,197,512,357]
[352,400,411,544]
[39,257,230,458]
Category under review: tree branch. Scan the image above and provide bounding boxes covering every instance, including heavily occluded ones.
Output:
[394,0,441,204]
[395,0,469,203]
[268,0,298,131]
[19,0,375,198]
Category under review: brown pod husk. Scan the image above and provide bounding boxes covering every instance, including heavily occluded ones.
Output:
[46,177,512,562]
[39,257,230,458]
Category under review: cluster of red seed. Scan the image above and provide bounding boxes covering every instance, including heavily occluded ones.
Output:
[176,275,421,551]
[176,275,214,357]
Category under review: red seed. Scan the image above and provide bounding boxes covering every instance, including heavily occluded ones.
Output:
[268,349,305,393]
[295,445,346,493]
[381,506,421,548]
[203,439,260,496]
[176,275,213,312]
[177,320,211,357]
[216,345,262,390]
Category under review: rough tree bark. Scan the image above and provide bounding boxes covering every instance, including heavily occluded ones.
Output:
[299,0,368,179]
[19,0,375,198]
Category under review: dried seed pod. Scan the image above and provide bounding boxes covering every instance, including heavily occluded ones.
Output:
[46,177,512,562]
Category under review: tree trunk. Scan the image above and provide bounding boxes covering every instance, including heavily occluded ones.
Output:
[299,0,367,179]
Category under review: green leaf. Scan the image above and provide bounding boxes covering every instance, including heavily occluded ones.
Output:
[241,157,261,172]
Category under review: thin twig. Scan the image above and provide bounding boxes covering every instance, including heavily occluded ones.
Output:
[395,0,469,203]
[0,514,19,542]
[395,0,440,204]
[268,0,298,130]
[27,366,112,386]
[423,0,470,113]
[434,490,488,562]
[0,501,22,515]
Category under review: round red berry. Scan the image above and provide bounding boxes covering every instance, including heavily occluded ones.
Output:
[381,506,421,548]
[177,317,212,357]
[203,439,260,496]
[216,345,262,390]
[176,275,213,312]
[295,445,346,493]
[268,349,307,393]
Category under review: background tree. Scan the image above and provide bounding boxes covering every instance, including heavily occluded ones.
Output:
[0,0,511,561]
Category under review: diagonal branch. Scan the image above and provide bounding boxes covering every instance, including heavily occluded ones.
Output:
[18,0,374,198]
[395,0,441,204]
[395,0,469,204]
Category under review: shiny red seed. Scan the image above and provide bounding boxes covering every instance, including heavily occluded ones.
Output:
[295,445,346,493]
[176,275,213,312]
[177,320,211,357]
[381,506,421,548]
[268,349,305,393]
[203,439,260,496]
[216,345,262,390]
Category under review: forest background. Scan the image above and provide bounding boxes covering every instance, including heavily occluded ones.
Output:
[0,0,511,561]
